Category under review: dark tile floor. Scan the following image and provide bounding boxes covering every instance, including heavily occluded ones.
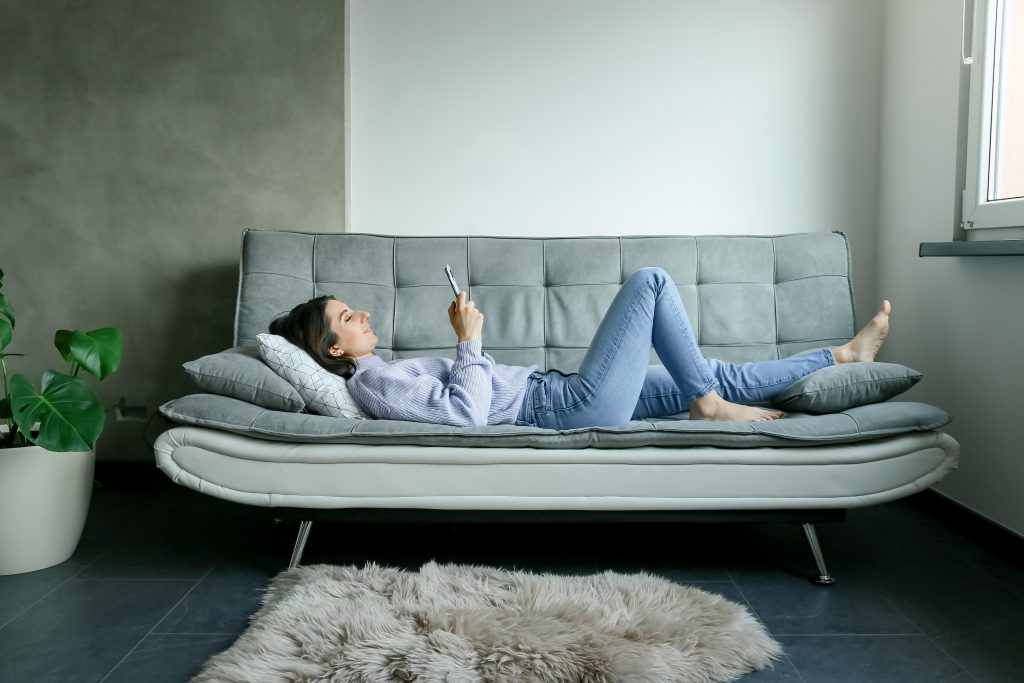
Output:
[1,476,1022,683]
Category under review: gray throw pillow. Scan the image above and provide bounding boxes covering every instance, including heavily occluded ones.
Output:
[771,362,923,414]
[182,346,306,413]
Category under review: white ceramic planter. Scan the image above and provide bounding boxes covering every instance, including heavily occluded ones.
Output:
[0,443,94,575]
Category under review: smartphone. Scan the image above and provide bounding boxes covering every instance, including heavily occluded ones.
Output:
[444,264,461,298]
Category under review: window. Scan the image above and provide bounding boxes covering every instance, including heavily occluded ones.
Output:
[963,0,1024,238]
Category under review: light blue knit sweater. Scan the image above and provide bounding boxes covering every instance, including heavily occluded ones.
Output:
[348,340,539,427]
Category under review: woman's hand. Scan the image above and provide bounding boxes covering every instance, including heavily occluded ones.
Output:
[448,292,484,342]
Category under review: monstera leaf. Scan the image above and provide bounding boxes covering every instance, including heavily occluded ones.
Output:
[0,293,12,351]
[0,266,10,350]
[54,328,122,380]
[8,371,104,452]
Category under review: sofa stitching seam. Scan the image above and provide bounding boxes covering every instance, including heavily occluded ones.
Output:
[392,237,397,355]
[543,239,548,369]
[695,238,701,344]
[772,237,779,359]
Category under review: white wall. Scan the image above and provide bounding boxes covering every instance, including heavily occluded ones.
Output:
[878,0,1024,537]
[349,0,884,326]
[348,0,1024,536]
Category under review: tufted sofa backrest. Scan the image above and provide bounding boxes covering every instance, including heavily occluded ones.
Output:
[235,231,855,368]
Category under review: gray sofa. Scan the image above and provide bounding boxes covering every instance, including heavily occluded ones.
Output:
[155,230,959,584]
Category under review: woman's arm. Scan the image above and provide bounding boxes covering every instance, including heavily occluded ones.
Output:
[350,292,492,426]
[348,340,494,426]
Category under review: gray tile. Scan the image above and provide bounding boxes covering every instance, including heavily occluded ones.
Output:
[778,635,969,683]
[736,655,803,681]
[656,565,734,582]
[77,530,222,580]
[876,578,1024,639]
[103,633,237,683]
[932,613,1024,683]
[729,569,920,636]
[595,555,734,582]
[7,481,1019,683]
[955,545,1024,600]
[0,579,192,683]
[1,633,149,683]
[828,530,1002,585]
[153,563,271,635]
[686,580,754,608]
[0,534,111,627]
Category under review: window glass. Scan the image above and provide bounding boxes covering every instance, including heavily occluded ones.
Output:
[989,0,1023,201]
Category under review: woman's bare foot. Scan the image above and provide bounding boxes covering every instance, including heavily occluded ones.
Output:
[689,390,785,423]
[833,300,891,363]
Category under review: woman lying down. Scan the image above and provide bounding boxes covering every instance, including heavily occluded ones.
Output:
[268,267,890,430]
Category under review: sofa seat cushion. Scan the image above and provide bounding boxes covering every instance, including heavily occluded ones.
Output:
[160,394,952,449]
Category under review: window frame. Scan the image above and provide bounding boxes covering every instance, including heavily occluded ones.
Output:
[962,0,1024,236]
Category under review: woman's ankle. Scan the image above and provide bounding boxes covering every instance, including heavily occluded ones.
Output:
[689,389,785,422]
[831,345,852,363]
[689,388,724,413]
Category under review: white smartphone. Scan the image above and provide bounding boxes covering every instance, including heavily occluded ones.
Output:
[444,264,461,298]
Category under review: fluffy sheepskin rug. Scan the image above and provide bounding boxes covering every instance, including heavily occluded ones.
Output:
[191,561,782,683]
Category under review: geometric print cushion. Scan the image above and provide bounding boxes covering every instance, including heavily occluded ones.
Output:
[256,333,370,420]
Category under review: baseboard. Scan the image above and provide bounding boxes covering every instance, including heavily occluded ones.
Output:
[908,489,1024,568]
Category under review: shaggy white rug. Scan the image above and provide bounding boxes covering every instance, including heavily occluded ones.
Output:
[191,561,782,683]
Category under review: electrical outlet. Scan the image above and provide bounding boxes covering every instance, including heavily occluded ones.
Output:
[115,405,148,422]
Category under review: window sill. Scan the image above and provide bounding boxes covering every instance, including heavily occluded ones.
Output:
[919,240,1024,257]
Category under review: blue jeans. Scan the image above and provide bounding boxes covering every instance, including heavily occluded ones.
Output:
[515,267,835,429]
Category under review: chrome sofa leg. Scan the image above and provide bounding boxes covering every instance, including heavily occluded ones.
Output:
[802,522,836,586]
[289,521,313,569]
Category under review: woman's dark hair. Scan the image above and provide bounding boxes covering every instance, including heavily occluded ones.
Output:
[269,295,356,379]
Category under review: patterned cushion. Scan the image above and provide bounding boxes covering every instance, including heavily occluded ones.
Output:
[256,333,370,419]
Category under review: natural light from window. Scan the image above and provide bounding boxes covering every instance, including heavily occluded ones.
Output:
[963,0,1024,235]
[989,0,1023,201]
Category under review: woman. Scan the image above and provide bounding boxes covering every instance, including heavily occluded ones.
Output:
[269,267,890,429]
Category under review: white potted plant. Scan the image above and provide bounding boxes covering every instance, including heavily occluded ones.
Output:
[0,266,122,575]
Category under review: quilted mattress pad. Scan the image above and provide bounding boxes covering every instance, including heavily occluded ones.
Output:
[161,393,952,449]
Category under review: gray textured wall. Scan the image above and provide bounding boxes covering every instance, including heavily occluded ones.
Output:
[0,0,345,461]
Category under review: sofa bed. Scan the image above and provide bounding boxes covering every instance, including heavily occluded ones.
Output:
[155,230,959,585]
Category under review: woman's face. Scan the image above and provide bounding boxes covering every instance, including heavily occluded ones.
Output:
[324,299,378,359]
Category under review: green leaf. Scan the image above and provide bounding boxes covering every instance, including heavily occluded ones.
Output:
[9,371,104,452]
[0,266,4,287]
[54,327,122,380]
[54,329,74,364]
[0,292,13,327]
[0,397,10,419]
[0,292,11,351]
